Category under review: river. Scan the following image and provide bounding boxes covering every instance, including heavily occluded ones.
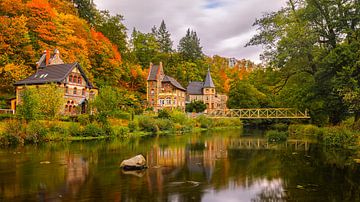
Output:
[1,129,360,201]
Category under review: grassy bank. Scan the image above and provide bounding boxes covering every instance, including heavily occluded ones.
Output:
[0,110,242,146]
[265,120,360,148]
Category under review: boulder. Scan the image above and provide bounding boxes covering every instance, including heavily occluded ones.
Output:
[120,154,147,170]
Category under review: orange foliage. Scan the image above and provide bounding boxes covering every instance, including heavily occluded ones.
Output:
[0,0,24,16]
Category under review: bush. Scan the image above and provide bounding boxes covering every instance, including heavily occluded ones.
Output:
[0,113,15,121]
[137,116,159,133]
[170,110,190,125]
[211,118,242,127]
[82,123,105,137]
[156,118,174,131]
[271,123,288,131]
[2,119,25,145]
[196,115,212,128]
[68,123,82,136]
[113,126,130,138]
[77,114,91,126]
[288,124,322,139]
[110,110,131,120]
[158,109,171,119]
[321,126,357,148]
[25,121,48,143]
[266,130,288,142]
[128,121,138,132]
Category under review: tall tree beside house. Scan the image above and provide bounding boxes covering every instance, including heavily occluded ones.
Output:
[16,88,41,122]
[178,28,203,62]
[152,20,173,53]
[130,28,159,68]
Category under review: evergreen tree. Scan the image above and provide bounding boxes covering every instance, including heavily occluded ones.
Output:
[73,0,98,26]
[153,20,173,53]
[178,28,203,61]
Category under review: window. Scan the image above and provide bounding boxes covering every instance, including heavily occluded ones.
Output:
[69,75,73,82]
[78,77,82,84]
[165,97,171,105]
[65,86,69,94]
[73,87,77,95]
[82,88,86,96]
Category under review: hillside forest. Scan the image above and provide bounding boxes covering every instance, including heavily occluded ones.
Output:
[0,0,359,125]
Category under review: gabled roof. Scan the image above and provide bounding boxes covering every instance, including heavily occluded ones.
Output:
[14,63,94,88]
[162,75,186,91]
[204,69,215,88]
[187,82,204,95]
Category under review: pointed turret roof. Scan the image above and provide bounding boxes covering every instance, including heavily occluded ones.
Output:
[203,68,215,88]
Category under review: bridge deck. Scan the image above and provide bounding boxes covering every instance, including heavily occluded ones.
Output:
[207,108,310,119]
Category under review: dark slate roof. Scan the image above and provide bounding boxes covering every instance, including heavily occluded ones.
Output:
[162,75,186,91]
[204,69,215,88]
[187,82,204,95]
[147,65,160,81]
[14,63,94,88]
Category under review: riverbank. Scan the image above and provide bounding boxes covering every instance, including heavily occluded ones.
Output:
[0,112,242,146]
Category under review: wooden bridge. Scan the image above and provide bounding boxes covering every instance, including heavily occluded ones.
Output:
[206,108,310,119]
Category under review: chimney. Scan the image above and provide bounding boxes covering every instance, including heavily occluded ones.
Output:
[45,49,50,66]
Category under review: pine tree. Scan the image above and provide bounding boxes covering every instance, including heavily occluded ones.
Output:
[154,20,173,53]
[178,28,203,61]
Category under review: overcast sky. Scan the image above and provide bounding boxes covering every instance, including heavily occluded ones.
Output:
[93,0,287,63]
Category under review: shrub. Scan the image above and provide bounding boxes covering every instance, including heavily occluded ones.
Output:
[156,118,174,131]
[68,123,82,137]
[2,119,25,145]
[158,109,171,119]
[82,123,105,137]
[110,110,131,120]
[113,126,130,138]
[211,118,242,127]
[288,124,322,139]
[25,121,48,143]
[138,116,159,133]
[321,126,357,148]
[170,110,190,125]
[0,113,14,121]
[196,115,212,128]
[266,130,288,142]
[128,121,138,132]
[77,114,91,126]
[271,123,288,131]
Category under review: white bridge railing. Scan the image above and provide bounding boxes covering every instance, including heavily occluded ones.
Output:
[206,108,310,119]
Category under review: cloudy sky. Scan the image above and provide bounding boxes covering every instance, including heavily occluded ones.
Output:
[94,0,287,63]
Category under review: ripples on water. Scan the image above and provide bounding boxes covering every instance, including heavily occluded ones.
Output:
[1,129,360,201]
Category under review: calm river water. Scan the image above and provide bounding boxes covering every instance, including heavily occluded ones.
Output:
[1,129,360,202]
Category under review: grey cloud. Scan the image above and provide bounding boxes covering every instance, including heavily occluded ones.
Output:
[94,0,286,63]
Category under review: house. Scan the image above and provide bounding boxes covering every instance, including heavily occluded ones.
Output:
[186,69,227,112]
[146,63,186,111]
[14,49,97,114]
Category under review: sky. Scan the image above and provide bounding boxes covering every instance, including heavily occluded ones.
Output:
[93,0,287,63]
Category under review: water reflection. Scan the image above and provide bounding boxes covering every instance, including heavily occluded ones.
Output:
[1,129,360,201]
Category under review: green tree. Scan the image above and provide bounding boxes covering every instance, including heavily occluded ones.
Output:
[73,0,98,26]
[178,28,203,61]
[96,11,127,54]
[247,0,360,124]
[17,88,40,122]
[130,29,159,68]
[186,100,207,113]
[152,20,173,53]
[39,84,64,120]
[227,80,268,109]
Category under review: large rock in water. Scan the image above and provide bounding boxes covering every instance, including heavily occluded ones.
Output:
[120,155,147,170]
